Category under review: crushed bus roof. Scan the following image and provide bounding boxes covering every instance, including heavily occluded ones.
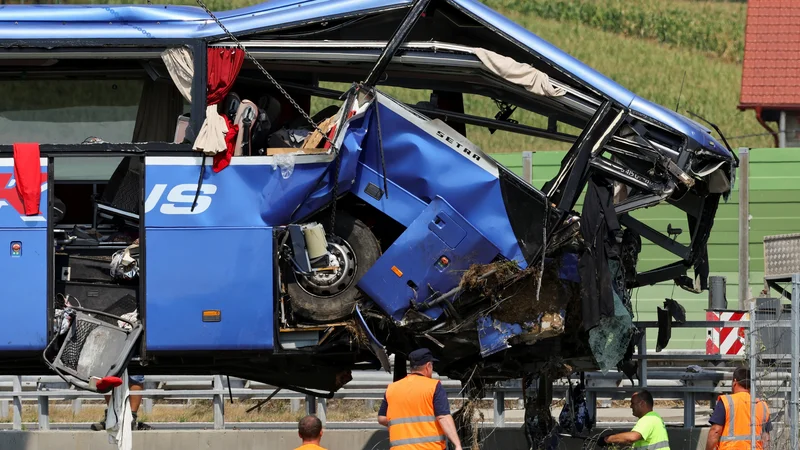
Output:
[0,0,730,158]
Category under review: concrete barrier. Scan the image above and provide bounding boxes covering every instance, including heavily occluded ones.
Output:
[0,427,710,450]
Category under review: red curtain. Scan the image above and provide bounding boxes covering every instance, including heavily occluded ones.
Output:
[207,48,244,172]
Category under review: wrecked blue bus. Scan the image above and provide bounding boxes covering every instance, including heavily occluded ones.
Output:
[0,0,734,439]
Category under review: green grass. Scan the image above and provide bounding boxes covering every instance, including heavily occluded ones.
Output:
[22,0,770,153]
[307,1,768,153]
[482,0,746,63]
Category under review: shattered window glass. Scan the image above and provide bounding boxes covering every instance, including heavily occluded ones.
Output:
[588,260,634,373]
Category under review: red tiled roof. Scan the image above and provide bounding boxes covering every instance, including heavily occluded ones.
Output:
[739,0,800,110]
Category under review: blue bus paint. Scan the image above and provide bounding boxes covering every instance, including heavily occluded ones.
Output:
[0,160,48,351]
[145,227,274,351]
[350,162,427,228]
[359,98,526,266]
[358,196,501,322]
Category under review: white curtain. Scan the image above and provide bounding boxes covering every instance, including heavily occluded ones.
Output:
[160,46,194,103]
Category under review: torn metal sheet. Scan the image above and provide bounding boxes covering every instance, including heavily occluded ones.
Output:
[477,306,568,357]
[478,311,566,358]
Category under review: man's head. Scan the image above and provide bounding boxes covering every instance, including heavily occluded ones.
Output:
[733,367,751,393]
[298,415,323,443]
[630,390,654,418]
[408,348,439,378]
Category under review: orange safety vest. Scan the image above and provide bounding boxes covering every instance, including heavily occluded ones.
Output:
[718,392,770,450]
[385,374,447,450]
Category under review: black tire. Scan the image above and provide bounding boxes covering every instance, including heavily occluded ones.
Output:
[287,211,382,322]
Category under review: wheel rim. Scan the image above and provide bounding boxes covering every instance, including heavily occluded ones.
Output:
[296,236,358,298]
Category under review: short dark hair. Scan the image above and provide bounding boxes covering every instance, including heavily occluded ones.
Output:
[733,367,751,389]
[633,389,654,408]
[410,363,428,372]
[298,415,322,439]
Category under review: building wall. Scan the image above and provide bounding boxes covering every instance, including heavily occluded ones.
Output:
[490,148,800,350]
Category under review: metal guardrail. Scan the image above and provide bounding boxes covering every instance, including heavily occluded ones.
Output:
[2,289,797,432]
[0,363,791,432]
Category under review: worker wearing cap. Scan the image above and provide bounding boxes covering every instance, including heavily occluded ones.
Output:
[378,348,462,450]
[601,389,670,449]
[706,367,771,450]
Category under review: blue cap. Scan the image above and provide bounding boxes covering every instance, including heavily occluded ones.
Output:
[408,348,438,366]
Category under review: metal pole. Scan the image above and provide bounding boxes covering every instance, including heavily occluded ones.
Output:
[738,147,750,310]
[212,375,224,430]
[493,391,505,427]
[363,0,432,88]
[749,297,757,450]
[779,112,787,148]
[12,375,22,430]
[317,398,327,425]
[306,394,317,415]
[638,328,648,388]
[522,151,533,185]
[37,396,49,431]
[791,274,799,450]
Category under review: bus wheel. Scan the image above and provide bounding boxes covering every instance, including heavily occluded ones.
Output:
[287,211,381,322]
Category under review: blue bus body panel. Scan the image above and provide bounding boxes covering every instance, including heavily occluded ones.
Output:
[145,158,278,351]
[358,196,501,322]
[145,227,274,351]
[357,99,526,265]
[0,159,48,351]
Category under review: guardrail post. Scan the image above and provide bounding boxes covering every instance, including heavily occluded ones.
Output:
[522,151,533,185]
[12,375,22,430]
[72,398,82,415]
[213,375,225,430]
[638,328,648,387]
[586,389,597,426]
[305,394,317,415]
[493,391,505,427]
[38,396,50,431]
[683,391,694,429]
[317,398,327,425]
[0,400,7,419]
[142,380,154,414]
[291,399,301,413]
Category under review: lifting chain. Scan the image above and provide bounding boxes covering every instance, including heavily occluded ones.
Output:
[194,0,346,231]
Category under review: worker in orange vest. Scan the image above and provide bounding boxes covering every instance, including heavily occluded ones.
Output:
[706,367,771,450]
[378,348,462,450]
[294,415,327,450]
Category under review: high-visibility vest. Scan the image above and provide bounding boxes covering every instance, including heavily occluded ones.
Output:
[632,411,670,450]
[718,392,770,450]
[385,374,446,450]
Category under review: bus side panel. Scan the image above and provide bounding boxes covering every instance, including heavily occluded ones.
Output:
[144,157,278,352]
[0,158,48,351]
[145,228,274,351]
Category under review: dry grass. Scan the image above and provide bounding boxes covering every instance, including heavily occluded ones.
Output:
[0,399,379,424]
